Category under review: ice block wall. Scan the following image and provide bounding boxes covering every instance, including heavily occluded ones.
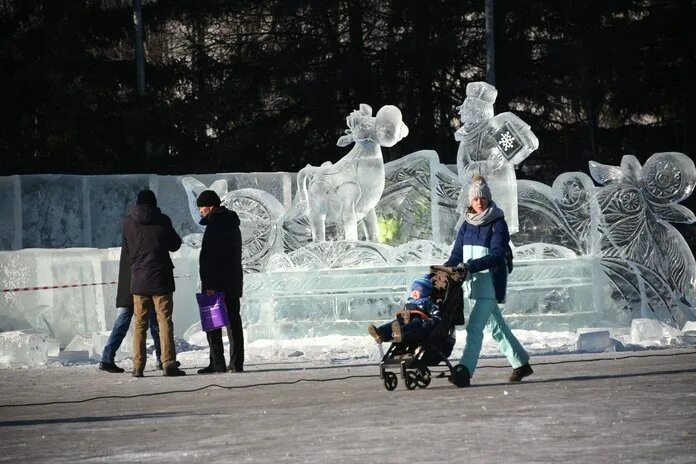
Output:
[0,172,294,251]
[0,246,202,346]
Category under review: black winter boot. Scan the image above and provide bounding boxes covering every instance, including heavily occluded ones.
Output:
[132,368,144,378]
[163,366,186,377]
[449,364,471,387]
[509,363,533,382]
[198,364,227,374]
[98,362,125,373]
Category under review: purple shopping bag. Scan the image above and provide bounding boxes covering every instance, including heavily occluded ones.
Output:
[196,292,231,332]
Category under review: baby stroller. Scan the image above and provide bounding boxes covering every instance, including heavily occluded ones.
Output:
[378,265,467,390]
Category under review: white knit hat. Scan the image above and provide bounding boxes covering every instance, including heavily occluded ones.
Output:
[468,176,492,204]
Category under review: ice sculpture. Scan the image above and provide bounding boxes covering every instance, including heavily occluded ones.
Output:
[181,177,285,272]
[3,84,696,347]
[514,152,696,328]
[454,82,539,233]
[297,104,408,242]
[516,172,598,255]
[590,153,696,326]
[181,177,229,231]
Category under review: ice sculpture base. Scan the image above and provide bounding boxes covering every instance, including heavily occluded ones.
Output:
[241,256,603,341]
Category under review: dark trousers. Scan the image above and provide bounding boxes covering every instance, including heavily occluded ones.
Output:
[101,306,161,364]
[206,295,244,369]
[377,317,432,345]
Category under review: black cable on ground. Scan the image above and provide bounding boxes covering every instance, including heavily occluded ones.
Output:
[1,349,695,409]
[0,374,378,409]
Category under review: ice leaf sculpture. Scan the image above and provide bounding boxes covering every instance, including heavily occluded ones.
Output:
[181,177,228,230]
[516,172,596,255]
[591,152,696,325]
[296,104,408,242]
[588,161,624,185]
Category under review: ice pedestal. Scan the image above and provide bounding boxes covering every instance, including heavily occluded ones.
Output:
[502,255,601,330]
[242,254,602,341]
[242,265,429,341]
[0,329,60,367]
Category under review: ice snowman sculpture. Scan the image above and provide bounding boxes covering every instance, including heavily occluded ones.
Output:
[454,81,539,233]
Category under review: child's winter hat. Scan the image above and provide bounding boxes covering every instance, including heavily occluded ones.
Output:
[468,174,492,204]
[409,275,434,298]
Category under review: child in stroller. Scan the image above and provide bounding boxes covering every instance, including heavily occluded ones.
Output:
[371,266,467,390]
[367,275,441,345]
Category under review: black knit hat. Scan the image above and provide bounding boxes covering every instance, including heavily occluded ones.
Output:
[196,190,221,207]
[136,189,157,207]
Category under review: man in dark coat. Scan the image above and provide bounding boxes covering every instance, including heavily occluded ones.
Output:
[122,189,185,377]
[98,240,162,373]
[196,190,245,374]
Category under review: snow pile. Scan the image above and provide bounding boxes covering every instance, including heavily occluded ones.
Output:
[2,321,696,370]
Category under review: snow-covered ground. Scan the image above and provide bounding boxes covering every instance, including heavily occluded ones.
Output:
[3,319,695,370]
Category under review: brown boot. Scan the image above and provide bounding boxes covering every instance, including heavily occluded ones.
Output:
[509,363,533,382]
[367,324,383,343]
[391,320,403,343]
[163,366,186,377]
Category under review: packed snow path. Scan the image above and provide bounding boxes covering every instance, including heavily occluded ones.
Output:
[1,350,695,463]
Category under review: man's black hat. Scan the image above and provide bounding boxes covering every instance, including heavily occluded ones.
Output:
[136,189,157,207]
[196,190,221,207]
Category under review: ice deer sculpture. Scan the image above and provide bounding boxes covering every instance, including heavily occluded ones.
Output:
[297,104,409,242]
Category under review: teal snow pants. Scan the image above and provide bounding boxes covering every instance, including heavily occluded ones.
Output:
[459,297,529,377]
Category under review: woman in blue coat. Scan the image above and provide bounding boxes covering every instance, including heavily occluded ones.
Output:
[445,175,533,387]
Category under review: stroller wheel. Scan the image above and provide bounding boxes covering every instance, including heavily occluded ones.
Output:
[416,366,431,388]
[404,371,418,390]
[383,372,398,391]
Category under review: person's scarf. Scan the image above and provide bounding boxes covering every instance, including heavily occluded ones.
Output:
[464,201,505,227]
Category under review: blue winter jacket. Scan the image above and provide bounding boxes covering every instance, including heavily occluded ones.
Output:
[404,296,441,329]
[444,217,510,303]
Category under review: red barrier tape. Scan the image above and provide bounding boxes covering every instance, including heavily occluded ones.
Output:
[1,274,198,293]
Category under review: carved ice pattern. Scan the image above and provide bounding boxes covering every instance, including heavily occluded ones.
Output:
[516,172,596,255]
[180,178,285,272]
[589,153,696,325]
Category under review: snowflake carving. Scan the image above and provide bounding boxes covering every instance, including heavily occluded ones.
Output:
[498,131,516,151]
